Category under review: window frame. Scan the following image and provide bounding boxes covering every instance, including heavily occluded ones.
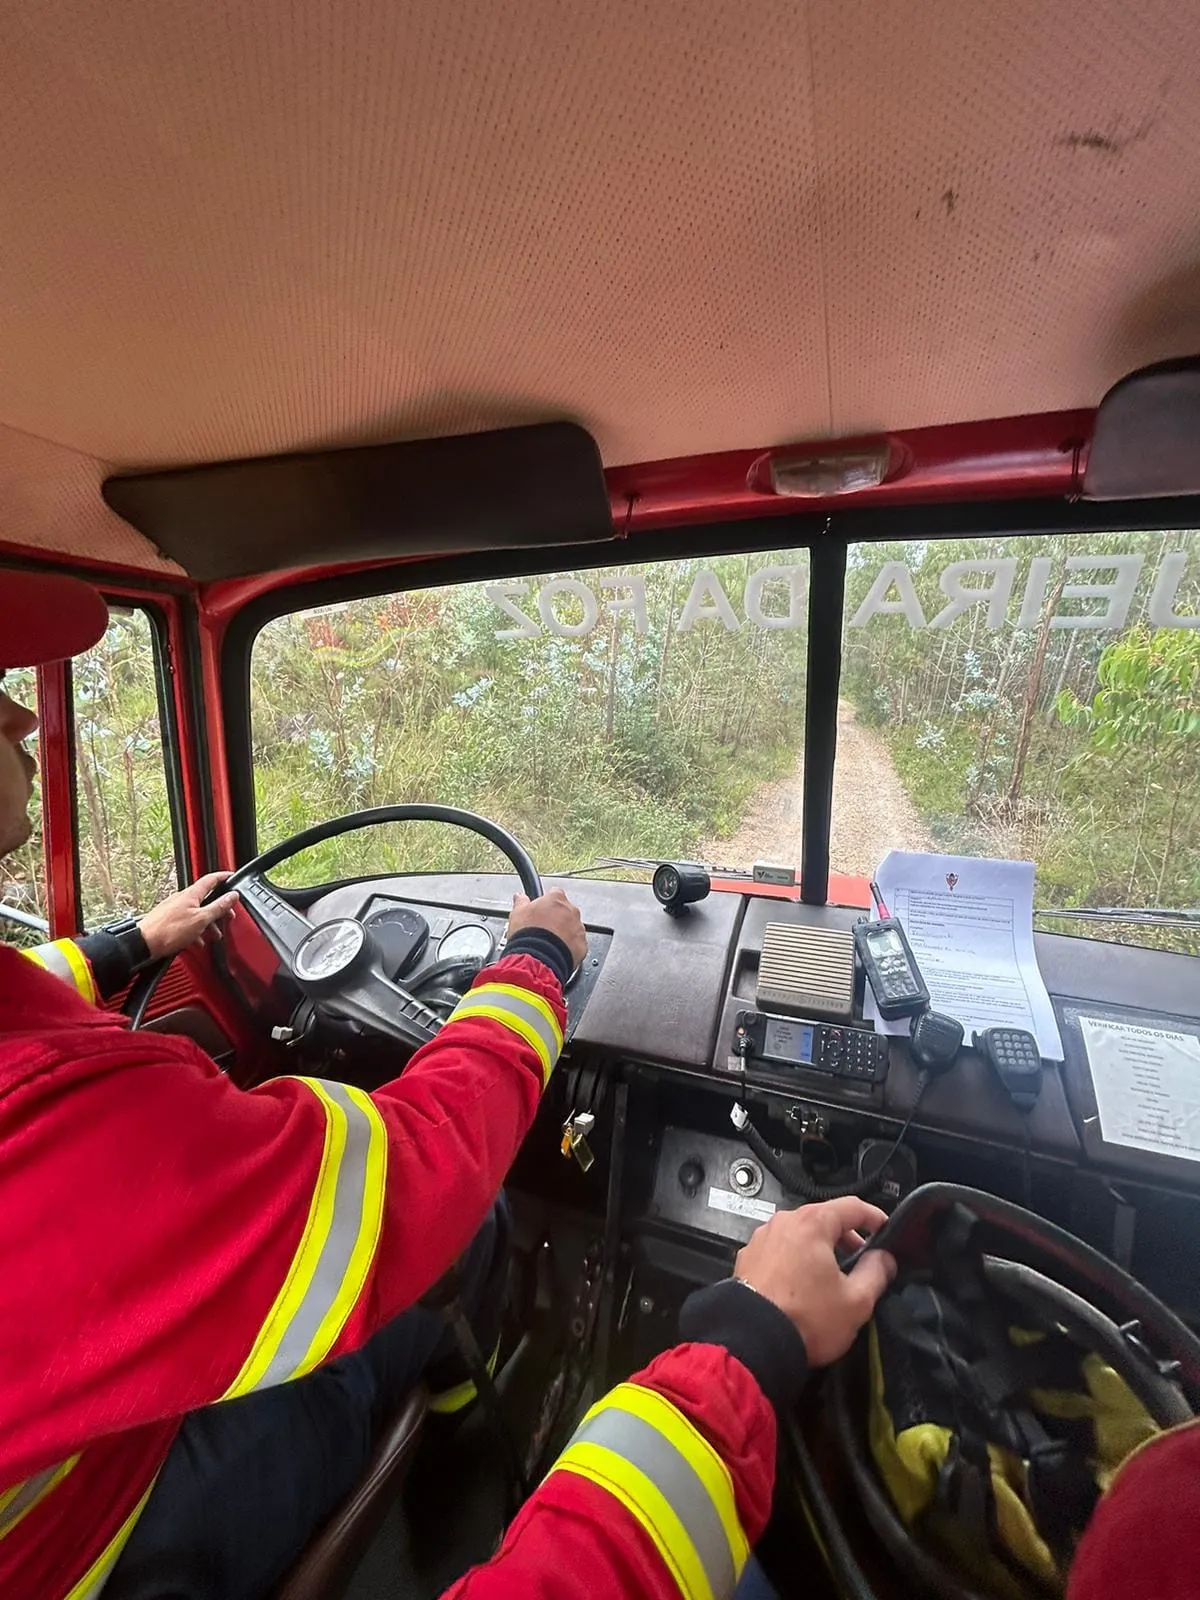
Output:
[66,596,190,931]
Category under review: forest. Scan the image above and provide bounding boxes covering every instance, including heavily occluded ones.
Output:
[1,531,1196,955]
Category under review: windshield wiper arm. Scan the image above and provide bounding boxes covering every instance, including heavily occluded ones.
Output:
[1035,906,1200,928]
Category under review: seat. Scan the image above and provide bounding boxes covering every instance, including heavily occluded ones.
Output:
[274,1386,429,1600]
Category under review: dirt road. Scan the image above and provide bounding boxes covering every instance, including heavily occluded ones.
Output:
[701,700,932,877]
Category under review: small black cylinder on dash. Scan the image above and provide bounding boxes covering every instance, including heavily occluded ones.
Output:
[652,862,711,917]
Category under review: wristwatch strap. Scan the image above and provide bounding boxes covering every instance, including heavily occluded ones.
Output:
[101,917,153,974]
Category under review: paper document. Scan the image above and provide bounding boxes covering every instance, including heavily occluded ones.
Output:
[866,852,1064,1060]
[1079,1017,1200,1162]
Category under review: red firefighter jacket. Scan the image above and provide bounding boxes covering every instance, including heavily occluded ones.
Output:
[0,940,565,1597]
[1067,1417,1200,1600]
[441,1341,776,1600]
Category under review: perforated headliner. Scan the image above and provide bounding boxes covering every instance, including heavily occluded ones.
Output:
[2,0,1199,574]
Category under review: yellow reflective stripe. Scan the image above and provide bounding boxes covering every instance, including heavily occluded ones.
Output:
[475,982,564,1053]
[450,981,564,1087]
[592,1383,749,1572]
[222,1079,387,1399]
[554,1442,713,1600]
[64,1474,159,1600]
[58,939,98,1004]
[428,1338,501,1415]
[294,1082,387,1380]
[0,1455,79,1540]
[548,1382,749,1600]
[20,940,97,1003]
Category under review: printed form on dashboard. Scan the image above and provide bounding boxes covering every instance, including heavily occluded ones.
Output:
[865,851,1064,1060]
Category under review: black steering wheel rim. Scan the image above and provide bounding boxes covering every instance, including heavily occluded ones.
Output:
[126,804,543,1030]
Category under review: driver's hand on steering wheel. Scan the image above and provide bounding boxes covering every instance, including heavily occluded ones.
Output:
[138,873,240,961]
[508,889,588,969]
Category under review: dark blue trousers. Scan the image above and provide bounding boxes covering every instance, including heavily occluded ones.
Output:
[106,1200,510,1599]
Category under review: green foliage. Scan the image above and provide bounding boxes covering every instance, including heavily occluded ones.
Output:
[251,555,811,887]
[843,532,1199,954]
[1056,627,1200,750]
[72,610,179,925]
[5,534,1197,965]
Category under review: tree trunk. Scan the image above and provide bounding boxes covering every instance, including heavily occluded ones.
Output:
[1155,761,1186,902]
[1050,628,1078,711]
[654,575,680,727]
[605,614,620,742]
[1007,568,1067,802]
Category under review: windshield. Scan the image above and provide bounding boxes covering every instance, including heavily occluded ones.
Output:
[250,531,1199,953]
[251,550,810,882]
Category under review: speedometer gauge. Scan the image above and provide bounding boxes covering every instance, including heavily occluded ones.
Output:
[438,923,495,965]
[293,918,367,983]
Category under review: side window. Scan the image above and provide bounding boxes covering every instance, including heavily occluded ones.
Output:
[0,667,48,948]
[72,606,182,927]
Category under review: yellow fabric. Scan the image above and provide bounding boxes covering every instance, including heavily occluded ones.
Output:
[588,1383,750,1574]
[1029,1353,1159,1492]
[20,940,98,1004]
[291,1082,387,1380]
[221,1079,387,1398]
[428,1338,501,1415]
[0,1455,79,1541]
[58,939,98,1004]
[549,1380,751,1600]
[63,1474,159,1600]
[454,999,553,1083]
[867,1324,1060,1593]
[1103,1415,1200,1498]
[554,1442,714,1600]
[451,980,563,1086]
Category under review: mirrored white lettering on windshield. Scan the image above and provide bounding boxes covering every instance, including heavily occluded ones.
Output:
[484,565,808,638]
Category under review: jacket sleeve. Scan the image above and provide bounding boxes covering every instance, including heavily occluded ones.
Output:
[444,1345,776,1600]
[1067,1418,1200,1600]
[4,947,565,1477]
[19,938,100,1002]
[440,1281,808,1600]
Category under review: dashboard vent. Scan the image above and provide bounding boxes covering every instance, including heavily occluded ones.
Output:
[756,923,856,1019]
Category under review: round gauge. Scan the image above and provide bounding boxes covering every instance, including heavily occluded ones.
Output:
[363,903,429,977]
[438,923,495,965]
[293,918,367,983]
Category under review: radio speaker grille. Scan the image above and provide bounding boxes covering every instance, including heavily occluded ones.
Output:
[756,923,856,1019]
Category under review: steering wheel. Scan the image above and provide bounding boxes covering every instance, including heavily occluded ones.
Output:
[127,805,543,1048]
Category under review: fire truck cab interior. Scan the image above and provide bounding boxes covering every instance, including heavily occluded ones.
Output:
[1,2,1198,1595]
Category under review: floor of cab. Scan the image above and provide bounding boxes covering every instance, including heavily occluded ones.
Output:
[345,1402,510,1597]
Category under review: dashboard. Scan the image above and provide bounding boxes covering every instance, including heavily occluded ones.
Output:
[302,871,1200,1326]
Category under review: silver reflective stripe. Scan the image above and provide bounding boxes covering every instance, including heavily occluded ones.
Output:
[253,1078,375,1389]
[26,943,75,986]
[0,1462,62,1536]
[569,1407,736,1599]
[451,986,562,1075]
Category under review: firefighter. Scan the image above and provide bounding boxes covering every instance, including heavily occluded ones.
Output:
[1,571,589,1597]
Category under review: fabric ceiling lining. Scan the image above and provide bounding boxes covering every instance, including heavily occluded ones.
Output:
[0,0,1199,571]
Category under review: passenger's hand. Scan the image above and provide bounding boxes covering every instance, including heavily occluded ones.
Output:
[138,873,239,961]
[733,1197,897,1367]
[507,888,588,969]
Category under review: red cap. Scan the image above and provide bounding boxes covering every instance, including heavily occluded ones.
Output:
[0,570,109,670]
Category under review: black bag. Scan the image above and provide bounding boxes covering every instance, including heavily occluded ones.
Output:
[794,1185,1200,1600]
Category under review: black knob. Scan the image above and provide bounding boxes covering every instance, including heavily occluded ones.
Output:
[678,1158,705,1197]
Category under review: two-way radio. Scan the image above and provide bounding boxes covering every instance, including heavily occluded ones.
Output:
[853,882,930,1020]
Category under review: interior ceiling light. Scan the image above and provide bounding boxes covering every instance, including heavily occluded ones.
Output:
[749,439,899,498]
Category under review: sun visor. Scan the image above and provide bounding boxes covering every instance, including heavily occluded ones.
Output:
[1084,358,1200,500]
[102,423,613,581]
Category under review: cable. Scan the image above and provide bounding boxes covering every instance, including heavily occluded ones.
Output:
[733,1071,929,1204]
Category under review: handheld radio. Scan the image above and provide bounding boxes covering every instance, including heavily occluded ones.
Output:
[854,883,930,1020]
